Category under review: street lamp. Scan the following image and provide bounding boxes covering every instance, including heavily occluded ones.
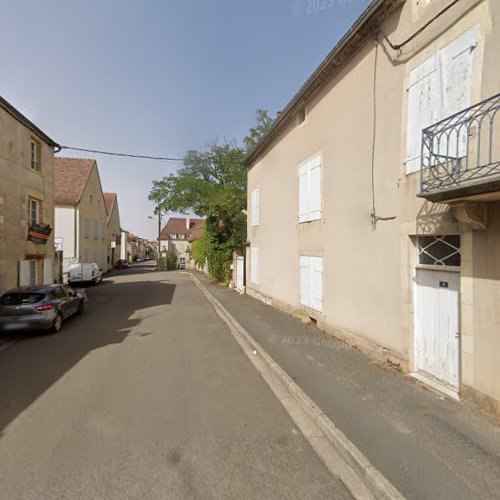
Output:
[148,211,163,270]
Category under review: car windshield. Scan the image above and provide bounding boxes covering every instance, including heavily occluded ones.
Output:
[0,293,45,305]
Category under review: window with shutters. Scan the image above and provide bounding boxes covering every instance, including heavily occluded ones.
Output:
[250,247,259,285]
[93,220,98,239]
[405,26,479,174]
[298,155,321,223]
[84,249,90,262]
[101,222,106,240]
[251,187,260,226]
[300,256,323,312]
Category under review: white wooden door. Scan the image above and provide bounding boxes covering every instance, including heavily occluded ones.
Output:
[236,256,244,291]
[414,269,460,390]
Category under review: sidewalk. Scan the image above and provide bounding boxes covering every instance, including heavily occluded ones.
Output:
[193,271,500,500]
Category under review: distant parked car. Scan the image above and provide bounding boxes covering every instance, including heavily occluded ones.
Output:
[68,263,103,285]
[115,259,129,269]
[0,285,86,334]
[136,257,144,262]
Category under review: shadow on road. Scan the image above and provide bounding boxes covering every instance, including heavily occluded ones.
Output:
[0,278,175,435]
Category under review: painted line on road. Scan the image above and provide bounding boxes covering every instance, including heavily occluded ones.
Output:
[190,272,405,500]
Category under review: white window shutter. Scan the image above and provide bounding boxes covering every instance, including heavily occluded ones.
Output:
[309,158,321,221]
[300,256,310,307]
[439,25,478,157]
[251,247,259,285]
[310,257,323,312]
[406,54,439,174]
[298,164,309,222]
[43,258,52,285]
[255,188,260,226]
[251,189,256,225]
[251,188,260,226]
[19,260,31,286]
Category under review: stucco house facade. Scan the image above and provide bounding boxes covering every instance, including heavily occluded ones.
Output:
[246,0,500,415]
[54,158,109,274]
[159,217,203,268]
[104,193,121,269]
[0,96,59,293]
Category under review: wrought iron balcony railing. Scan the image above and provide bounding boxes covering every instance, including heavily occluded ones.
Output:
[420,92,500,199]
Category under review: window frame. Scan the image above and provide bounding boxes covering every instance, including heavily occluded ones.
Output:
[300,255,323,312]
[84,217,90,239]
[298,155,322,223]
[27,198,40,226]
[30,138,41,171]
[251,186,260,227]
[405,25,479,174]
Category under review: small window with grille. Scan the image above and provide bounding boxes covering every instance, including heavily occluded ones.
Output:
[418,235,461,267]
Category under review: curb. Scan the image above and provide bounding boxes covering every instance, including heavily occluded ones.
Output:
[190,272,404,500]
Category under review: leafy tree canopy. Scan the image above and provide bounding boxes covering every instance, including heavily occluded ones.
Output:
[148,110,274,281]
[243,109,274,152]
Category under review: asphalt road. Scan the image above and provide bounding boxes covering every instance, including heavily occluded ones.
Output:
[0,264,351,500]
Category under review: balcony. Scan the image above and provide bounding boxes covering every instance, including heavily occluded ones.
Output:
[419,92,500,203]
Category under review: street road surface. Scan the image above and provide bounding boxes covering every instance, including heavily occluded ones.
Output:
[0,264,351,500]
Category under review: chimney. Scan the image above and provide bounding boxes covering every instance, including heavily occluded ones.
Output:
[186,217,190,230]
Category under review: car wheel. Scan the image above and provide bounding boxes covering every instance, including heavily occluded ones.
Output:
[77,300,84,315]
[51,313,63,333]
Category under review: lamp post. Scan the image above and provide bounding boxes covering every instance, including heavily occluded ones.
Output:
[148,211,163,270]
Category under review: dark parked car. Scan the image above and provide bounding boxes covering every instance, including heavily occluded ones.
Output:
[0,285,86,334]
[115,259,129,269]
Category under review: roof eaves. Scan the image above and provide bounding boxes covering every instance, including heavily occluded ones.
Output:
[0,95,60,149]
[244,0,403,167]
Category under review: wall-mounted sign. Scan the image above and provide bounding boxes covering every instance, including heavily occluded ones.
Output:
[439,281,449,288]
[111,241,116,248]
[55,237,63,251]
[28,223,52,245]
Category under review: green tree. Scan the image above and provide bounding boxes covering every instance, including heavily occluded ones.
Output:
[243,109,274,152]
[149,111,274,283]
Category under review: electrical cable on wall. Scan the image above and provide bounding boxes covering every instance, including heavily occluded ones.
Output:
[370,36,396,230]
[376,0,462,52]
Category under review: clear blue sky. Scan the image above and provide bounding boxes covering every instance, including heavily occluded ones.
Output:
[1,0,371,239]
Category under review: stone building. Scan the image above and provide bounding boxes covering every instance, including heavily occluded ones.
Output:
[0,96,59,294]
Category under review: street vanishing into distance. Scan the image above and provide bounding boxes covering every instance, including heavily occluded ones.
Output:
[0,264,351,500]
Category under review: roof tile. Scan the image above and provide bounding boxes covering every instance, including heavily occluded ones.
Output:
[54,157,95,204]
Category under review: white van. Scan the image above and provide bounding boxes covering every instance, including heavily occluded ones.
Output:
[68,263,103,285]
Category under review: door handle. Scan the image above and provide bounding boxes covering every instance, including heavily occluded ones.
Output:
[455,332,461,338]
